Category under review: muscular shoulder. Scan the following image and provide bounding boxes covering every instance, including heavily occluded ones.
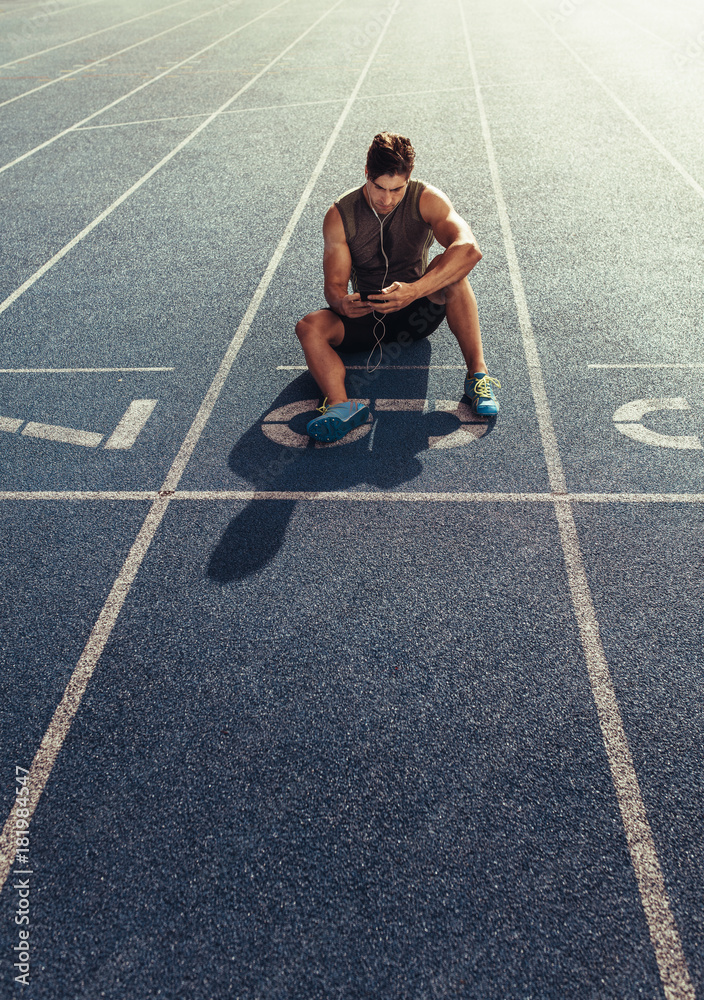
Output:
[418,183,474,245]
[323,204,347,245]
[418,183,455,225]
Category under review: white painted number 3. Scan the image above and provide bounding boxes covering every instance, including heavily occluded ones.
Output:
[612,397,702,451]
[262,399,489,449]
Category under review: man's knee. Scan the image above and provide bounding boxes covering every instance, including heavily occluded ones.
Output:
[295,316,311,342]
[295,314,324,344]
[439,276,471,304]
[296,311,343,347]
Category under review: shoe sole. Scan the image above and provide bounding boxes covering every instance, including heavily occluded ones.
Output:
[307,406,369,443]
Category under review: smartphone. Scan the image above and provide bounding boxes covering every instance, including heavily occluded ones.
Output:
[359,289,385,301]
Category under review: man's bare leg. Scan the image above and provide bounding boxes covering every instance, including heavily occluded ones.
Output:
[295,309,348,405]
[427,265,499,414]
[428,274,487,375]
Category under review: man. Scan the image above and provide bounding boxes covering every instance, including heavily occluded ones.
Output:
[295,132,500,443]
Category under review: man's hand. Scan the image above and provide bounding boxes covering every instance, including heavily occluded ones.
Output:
[338,292,374,318]
[366,281,416,314]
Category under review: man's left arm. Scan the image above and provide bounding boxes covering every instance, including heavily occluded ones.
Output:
[369,185,481,312]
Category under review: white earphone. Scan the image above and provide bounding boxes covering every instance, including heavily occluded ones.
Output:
[365,177,392,374]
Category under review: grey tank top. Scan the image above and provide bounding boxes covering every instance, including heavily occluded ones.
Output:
[334,179,435,293]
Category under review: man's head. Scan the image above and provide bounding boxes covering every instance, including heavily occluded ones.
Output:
[364,132,415,215]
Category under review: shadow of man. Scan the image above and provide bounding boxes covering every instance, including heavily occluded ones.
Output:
[208,339,493,582]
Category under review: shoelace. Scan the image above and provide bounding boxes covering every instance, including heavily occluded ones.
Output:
[315,397,329,415]
[472,375,501,398]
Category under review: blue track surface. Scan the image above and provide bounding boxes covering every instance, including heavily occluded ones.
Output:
[1,0,703,997]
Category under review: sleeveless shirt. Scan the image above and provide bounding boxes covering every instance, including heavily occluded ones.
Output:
[334,179,435,293]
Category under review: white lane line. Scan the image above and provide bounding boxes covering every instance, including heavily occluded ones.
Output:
[104,399,157,450]
[0,416,22,432]
[0,0,192,69]
[0,491,158,500]
[1,490,704,503]
[462,6,696,1000]
[0,0,110,17]
[21,422,103,447]
[0,0,295,320]
[72,86,472,132]
[0,0,398,894]
[0,0,243,116]
[553,502,696,1000]
[276,365,467,370]
[589,363,704,369]
[461,17,565,493]
[375,398,426,411]
[520,0,704,207]
[0,367,174,373]
[177,490,704,502]
[74,97,346,131]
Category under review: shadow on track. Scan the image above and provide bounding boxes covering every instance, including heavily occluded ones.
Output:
[208,340,495,581]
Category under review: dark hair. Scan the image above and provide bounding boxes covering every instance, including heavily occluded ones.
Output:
[366,132,415,180]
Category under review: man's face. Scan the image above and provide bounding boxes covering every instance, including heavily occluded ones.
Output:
[364,171,409,215]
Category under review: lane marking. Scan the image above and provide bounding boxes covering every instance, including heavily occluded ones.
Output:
[260,398,487,450]
[0,0,399,893]
[2,400,157,450]
[0,417,23,432]
[21,422,103,448]
[0,491,159,500]
[276,364,467,370]
[613,398,697,421]
[0,0,110,17]
[1,490,704,503]
[0,0,192,69]
[0,367,174,373]
[462,13,565,493]
[0,0,300,320]
[0,0,257,162]
[72,86,472,132]
[375,398,427,410]
[462,5,696,999]
[613,397,702,451]
[590,363,704,369]
[521,0,704,207]
[74,97,346,131]
[104,399,157,450]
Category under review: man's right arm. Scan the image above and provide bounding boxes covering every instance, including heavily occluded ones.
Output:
[323,205,373,318]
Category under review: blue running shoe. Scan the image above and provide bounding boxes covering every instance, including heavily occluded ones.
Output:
[306,398,370,443]
[465,372,501,417]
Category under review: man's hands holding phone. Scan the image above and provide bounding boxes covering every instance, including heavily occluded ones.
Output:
[340,282,415,317]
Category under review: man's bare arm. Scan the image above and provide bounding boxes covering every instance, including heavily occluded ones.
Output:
[415,185,482,295]
[368,185,481,312]
[323,205,373,318]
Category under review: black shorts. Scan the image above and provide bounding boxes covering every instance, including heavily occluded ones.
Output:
[331,297,446,353]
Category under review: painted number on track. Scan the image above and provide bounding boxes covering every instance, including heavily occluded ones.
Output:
[613,397,702,451]
[262,399,488,449]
